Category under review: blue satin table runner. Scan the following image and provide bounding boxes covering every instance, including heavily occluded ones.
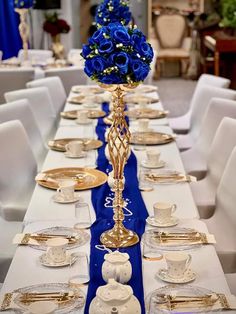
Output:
[84,102,148,313]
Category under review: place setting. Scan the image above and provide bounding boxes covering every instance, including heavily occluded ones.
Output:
[48,138,103,152]
[0,282,85,313]
[60,109,106,120]
[35,167,107,191]
[67,94,104,106]
[143,168,197,184]
[145,285,236,313]
[71,86,104,95]
[126,108,168,120]
[124,94,159,104]
[63,140,87,159]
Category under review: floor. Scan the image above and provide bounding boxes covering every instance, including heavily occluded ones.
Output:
[152,78,197,117]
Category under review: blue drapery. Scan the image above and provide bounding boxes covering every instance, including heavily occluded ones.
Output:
[0,0,21,59]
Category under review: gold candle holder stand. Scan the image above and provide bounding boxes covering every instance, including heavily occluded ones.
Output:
[100,83,139,248]
[15,8,29,62]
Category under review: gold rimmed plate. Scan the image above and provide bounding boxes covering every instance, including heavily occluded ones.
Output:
[131,131,174,145]
[126,108,167,119]
[48,138,103,152]
[68,95,104,104]
[129,85,158,94]
[72,86,104,94]
[125,95,159,104]
[36,167,107,191]
[61,110,106,120]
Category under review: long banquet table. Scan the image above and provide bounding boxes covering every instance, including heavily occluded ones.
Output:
[0,85,234,313]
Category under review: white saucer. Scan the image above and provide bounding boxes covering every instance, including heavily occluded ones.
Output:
[52,192,80,204]
[75,118,93,125]
[156,268,196,284]
[64,151,86,158]
[146,216,179,227]
[141,159,165,169]
[39,252,77,267]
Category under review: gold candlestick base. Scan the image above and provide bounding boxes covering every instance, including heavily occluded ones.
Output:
[100,226,139,248]
[99,83,139,248]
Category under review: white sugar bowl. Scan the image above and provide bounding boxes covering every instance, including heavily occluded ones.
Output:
[105,143,131,162]
[89,279,141,314]
[102,250,132,284]
[107,171,125,190]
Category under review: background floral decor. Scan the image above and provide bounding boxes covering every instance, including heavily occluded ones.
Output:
[14,0,34,8]
[220,0,236,29]
[95,0,131,28]
[81,22,154,84]
[43,12,71,37]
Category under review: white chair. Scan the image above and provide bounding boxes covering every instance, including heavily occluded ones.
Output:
[67,49,84,67]
[0,217,22,283]
[18,49,53,63]
[168,74,231,134]
[0,68,34,104]
[190,118,236,219]
[0,120,37,221]
[181,98,236,178]
[45,66,88,94]
[176,85,236,151]
[26,76,66,116]
[204,146,236,273]
[4,87,56,142]
[225,273,236,294]
[0,99,47,168]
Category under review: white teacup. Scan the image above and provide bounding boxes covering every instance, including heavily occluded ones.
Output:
[138,119,149,132]
[56,179,76,201]
[46,237,68,263]
[146,149,160,165]
[165,252,192,279]
[65,140,83,156]
[28,301,57,314]
[153,202,176,223]
[77,110,89,122]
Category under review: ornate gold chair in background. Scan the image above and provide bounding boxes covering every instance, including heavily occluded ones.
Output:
[152,14,192,78]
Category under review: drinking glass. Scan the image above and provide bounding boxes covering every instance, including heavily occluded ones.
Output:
[139,168,153,191]
[68,252,90,287]
[74,202,92,230]
[142,238,163,262]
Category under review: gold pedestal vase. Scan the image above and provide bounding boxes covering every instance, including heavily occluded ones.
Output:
[15,8,29,62]
[51,34,65,60]
[100,83,139,248]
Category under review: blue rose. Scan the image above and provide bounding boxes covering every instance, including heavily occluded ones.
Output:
[99,73,124,84]
[84,59,94,77]
[91,28,105,44]
[98,40,114,54]
[112,27,130,44]
[131,59,150,81]
[137,41,154,60]
[81,44,92,58]
[91,56,106,73]
[110,52,129,74]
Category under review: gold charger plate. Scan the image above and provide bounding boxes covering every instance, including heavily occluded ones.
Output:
[131,132,174,145]
[48,138,103,152]
[61,110,106,119]
[36,167,107,190]
[126,108,167,119]
[72,86,104,94]
[124,95,159,104]
[129,86,157,94]
[68,95,104,104]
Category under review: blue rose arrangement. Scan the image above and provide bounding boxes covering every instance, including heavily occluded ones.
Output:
[81,23,154,84]
[95,0,131,28]
[14,0,34,8]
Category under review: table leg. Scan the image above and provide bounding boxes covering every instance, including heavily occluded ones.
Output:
[214,51,220,76]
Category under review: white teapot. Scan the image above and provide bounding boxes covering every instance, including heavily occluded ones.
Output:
[102,250,132,284]
[89,279,141,314]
